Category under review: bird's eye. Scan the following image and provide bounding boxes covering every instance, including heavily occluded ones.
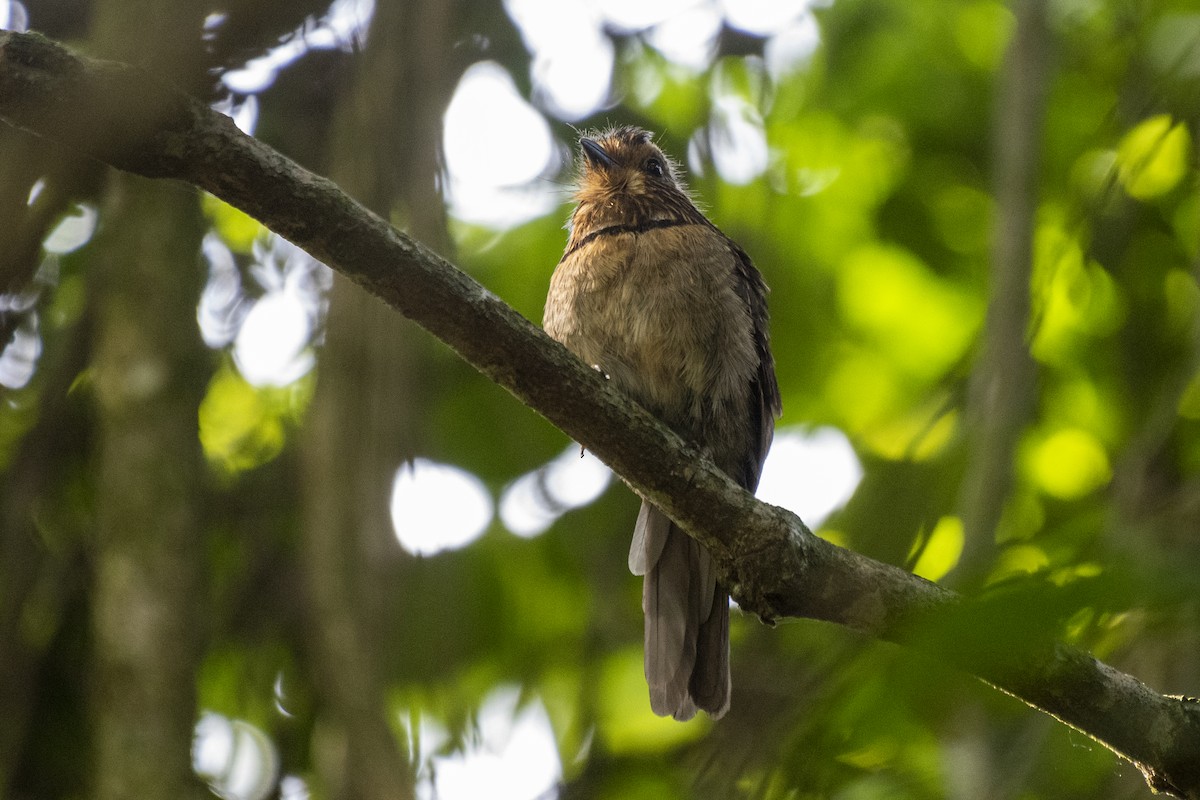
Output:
[644,157,664,178]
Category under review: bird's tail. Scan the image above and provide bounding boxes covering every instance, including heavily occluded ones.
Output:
[630,501,730,720]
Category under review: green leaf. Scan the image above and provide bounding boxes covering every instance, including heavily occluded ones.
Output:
[203,193,265,253]
[910,516,964,582]
[1116,115,1191,200]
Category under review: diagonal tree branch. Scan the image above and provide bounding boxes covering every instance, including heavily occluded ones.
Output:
[1,30,1198,798]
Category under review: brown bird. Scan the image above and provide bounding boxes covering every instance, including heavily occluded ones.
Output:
[544,127,781,720]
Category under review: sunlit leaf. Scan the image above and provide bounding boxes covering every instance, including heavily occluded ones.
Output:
[910,516,964,582]
[857,403,957,461]
[1042,378,1119,447]
[1022,428,1111,500]
[203,193,264,253]
[1069,148,1118,201]
[1050,562,1103,587]
[989,544,1050,583]
[1116,115,1191,200]
[198,362,312,475]
[954,1,1014,70]
[838,735,899,770]
[1031,217,1127,363]
[1090,611,1143,661]
[1062,606,1095,644]
[837,243,983,379]
[818,528,850,548]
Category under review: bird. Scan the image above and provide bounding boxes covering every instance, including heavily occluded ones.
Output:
[543,126,781,720]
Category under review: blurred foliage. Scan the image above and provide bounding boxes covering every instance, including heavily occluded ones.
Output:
[4,0,1200,799]
[198,361,314,475]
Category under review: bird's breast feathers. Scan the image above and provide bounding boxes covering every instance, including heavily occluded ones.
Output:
[545,223,757,417]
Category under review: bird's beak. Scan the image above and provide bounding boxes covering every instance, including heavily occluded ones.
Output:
[580,137,616,171]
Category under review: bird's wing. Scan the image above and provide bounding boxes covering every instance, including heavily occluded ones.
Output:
[728,239,781,492]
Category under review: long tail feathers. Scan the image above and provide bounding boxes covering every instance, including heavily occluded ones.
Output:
[635,501,730,720]
[689,584,731,717]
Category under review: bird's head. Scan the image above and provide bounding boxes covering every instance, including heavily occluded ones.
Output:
[569,126,700,236]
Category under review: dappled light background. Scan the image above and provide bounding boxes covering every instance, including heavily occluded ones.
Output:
[2,0,1200,798]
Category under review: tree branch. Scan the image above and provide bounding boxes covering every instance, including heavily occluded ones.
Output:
[1,30,1197,798]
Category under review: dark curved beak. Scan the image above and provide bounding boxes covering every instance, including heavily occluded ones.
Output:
[580,137,616,171]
